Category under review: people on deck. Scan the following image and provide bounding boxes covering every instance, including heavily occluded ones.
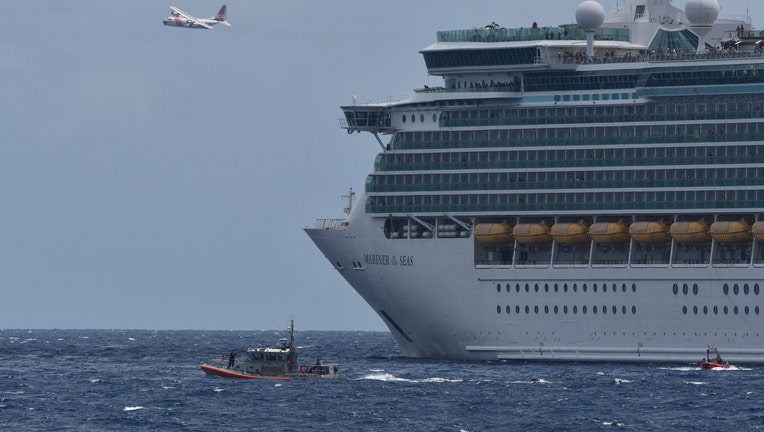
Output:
[228,349,236,368]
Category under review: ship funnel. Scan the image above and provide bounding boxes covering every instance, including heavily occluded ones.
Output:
[685,0,720,53]
[576,1,606,60]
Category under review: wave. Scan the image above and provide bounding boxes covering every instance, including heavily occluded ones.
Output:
[359,373,461,383]
[123,406,144,411]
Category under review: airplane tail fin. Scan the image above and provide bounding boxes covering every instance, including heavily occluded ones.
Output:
[214,5,231,26]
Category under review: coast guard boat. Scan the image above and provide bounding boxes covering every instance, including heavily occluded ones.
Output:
[306,0,764,363]
[200,320,340,380]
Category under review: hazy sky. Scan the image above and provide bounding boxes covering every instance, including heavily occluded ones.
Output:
[2,1,761,331]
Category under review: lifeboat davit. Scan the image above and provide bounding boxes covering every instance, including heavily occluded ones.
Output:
[752,221,764,242]
[629,221,671,244]
[474,221,514,246]
[589,221,630,244]
[513,221,552,245]
[710,219,752,244]
[551,221,591,245]
[670,220,711,244]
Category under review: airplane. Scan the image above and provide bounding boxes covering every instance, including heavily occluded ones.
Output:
[162,5,231,29]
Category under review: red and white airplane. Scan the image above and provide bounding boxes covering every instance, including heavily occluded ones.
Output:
[162,5,231,29]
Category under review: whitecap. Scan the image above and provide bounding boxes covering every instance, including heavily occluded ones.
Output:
[614,378,631,384]
[602,420,625,427]
[123,406,144,411]
[684,381,706,385]
[360,373,416,382]
[128,337,136,341]
[89,378,101,383]
[214,387,225,392]
[421,377,463,383]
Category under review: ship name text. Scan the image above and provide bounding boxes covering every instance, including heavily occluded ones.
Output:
[364,253,414,267]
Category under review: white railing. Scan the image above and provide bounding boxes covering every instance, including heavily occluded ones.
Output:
[312,219,349,230]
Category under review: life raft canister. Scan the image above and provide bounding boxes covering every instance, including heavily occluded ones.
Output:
[299,363,309,373]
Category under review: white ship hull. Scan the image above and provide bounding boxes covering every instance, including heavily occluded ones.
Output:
[307,198,764,362]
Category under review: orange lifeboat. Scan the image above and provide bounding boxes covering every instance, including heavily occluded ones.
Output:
[513,221,552,245]
[629,221,671,244]
[670,220,711,244]
[474,221,514,246]
[588,220,630,244]
[752,221,764,242]
[551,221,591,245]
[710,219,752,244]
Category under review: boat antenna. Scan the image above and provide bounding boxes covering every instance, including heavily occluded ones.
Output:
[289,318,295,349]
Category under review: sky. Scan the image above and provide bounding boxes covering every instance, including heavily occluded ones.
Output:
[2,1,762,331]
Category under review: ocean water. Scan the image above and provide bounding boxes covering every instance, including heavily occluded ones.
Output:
[1,329,762,431]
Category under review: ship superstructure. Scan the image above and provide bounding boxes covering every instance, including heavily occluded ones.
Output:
[306,0,764,362]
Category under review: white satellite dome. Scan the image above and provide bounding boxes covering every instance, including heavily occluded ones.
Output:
[576,1,606,30]
[685,0,720,26]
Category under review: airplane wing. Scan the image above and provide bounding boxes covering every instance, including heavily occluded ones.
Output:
[169,5,213,29]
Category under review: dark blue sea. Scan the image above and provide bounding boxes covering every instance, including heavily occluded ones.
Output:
[1,329,762,431]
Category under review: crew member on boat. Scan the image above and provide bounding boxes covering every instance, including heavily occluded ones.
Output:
[228,349,236,369]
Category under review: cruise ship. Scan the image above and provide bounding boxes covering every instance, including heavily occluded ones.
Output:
[305,0,764,362]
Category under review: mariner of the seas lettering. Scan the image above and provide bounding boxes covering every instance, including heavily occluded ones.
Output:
[364,254,414,266]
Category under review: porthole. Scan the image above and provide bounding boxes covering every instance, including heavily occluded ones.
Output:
[673,283,678,295]
[632,305,637,314]
[723,283,729,295]
[506,305,510,314]
[583,284,588,293]
[506,283,510,292]
[713,306,718,315]
[734,306,739,315]
[420,114,424,123]
[724,306,729,315]
[602,305,607,315]
[573,284,578,292]
[734,284,740,295]
[564,305,569,314]
[612,305,617,314]
[573,305,578,314]
[496,283,501,293]
[744,284,750,295]
[622,305,627,314]
[703,306,708,315]
[622,283,627,292]
[612,283,617,292]
[632,283,636,293]
[534,305,539,314]
[745,306,750,315]
[544,305,549,314]
[516,305,520,313]
[593,284,598,293]
[693,306,698,315]
[534,283,539,292]
[554,305,559,314]
[756,306,760,315]
[683,306,688,315]
[402,115,407,123]
[693,284,698,296]
[544,284,549,293]
[583,305,588,314]
[525,305,530,314]
[682,283,688,295]
[755,284,760,295]
[516,284,520,292]
[411,114,415,123]
[593,305,597,314]
[496,305,501,314]
[525,284,530,292]
[554,284,559,292]
[564,283,569,292]
[432,113,437,122]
